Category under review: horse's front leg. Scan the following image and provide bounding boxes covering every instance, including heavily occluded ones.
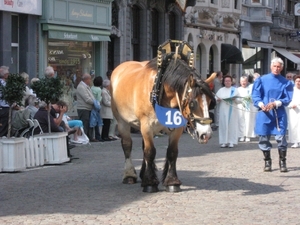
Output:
[139,126,159,193]
[162,128,183,192]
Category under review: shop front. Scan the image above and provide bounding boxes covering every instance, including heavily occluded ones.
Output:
[39,0,112,116]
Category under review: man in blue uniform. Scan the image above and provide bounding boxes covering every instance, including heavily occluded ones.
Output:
[252,57,293,172]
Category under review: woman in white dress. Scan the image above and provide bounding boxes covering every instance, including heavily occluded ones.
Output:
[237,76,256,142]
[287,75,300,148]
[215,75,240,148]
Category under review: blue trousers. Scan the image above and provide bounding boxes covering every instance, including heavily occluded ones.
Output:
[258,135,287,152]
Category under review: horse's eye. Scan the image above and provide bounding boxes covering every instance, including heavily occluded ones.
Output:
[189,100,197,110]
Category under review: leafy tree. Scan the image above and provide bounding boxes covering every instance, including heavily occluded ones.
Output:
[0,74,26,138]
[31,77,64,133]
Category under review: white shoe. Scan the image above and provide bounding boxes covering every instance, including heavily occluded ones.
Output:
[220,144,227,148]
[228,143,234,148]
[71,139,82,144]
[291,143,299,148]
[239,137,245,142]
[245,138,250,142]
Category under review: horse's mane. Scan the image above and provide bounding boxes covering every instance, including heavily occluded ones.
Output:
[146,56,213,99]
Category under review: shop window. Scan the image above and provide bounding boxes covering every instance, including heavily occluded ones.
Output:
[47,40,94,116]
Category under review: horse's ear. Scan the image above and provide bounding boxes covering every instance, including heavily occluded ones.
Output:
[205,72,217,84]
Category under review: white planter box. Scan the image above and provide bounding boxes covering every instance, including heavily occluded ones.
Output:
[36,132,69,164]
[24,137,45,168]
[0,137,26,172]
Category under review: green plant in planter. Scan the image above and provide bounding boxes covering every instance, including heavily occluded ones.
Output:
[0,74,26,138]
[31,77,64,133]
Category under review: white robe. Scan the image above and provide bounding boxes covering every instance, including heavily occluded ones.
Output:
[237,85,256,138]
[215,86,240,145]
[287,87,300,143]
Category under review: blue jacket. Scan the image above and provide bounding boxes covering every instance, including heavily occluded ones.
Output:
[90,100,103,127]
[251,73,293,135]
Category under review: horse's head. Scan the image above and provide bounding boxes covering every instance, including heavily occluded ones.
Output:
[180,72,217,144]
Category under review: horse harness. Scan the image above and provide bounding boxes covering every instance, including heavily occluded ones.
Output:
[150,40,212,129]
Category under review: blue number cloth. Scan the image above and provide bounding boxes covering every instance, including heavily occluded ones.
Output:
[155,103,187,128]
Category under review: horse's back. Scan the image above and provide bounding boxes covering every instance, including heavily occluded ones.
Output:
[111,60,157,127]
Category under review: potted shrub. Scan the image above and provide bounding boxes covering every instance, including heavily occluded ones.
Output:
[0,73,26,172]
[31,77,70,164]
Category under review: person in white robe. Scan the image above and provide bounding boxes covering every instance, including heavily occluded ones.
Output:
[237,76,256,142]
[287,75,300,148]
[215,75,240,148]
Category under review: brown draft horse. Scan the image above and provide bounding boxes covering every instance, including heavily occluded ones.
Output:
[111,40,216,193]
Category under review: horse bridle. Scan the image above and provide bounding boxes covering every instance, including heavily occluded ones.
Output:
[177,80,212,131]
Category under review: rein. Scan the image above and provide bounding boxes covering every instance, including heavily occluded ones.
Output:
[214,92,281,131]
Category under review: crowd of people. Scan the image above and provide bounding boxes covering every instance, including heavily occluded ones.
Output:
[1,57,300,172]
[213,57,298,173]
[0,66,119,157]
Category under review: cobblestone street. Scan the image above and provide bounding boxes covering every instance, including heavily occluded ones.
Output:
[1,131,300,224]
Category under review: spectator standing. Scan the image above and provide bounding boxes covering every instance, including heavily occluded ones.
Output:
[287,75,300,148]
[286,72,294,84]
[0,66,10,137]
[20,72,32,105]
[215,75,240,148]
[106,70,119,140]
[29,77,40,96]
[212,71,223,130]
[100,79,115,141]
[45,66,55,78]
[237,76,255,142]
[76,73,97,142]
[91,76,103,141]
[252,57,293,172]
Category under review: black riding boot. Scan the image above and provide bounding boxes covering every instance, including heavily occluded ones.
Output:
[263,151,272,172]
[278,150,288,172]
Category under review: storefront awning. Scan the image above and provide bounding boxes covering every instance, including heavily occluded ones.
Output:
[43,24,111,42]
[242,50,263,69]
[247,41,273,49]
[273,47,300,69]
[221,44,244,64]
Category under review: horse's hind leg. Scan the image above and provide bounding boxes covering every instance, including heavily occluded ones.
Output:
[162,128,183,192]
[118,120,137,184]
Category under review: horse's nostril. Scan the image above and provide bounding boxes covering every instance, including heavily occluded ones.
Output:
[200,134,205,140]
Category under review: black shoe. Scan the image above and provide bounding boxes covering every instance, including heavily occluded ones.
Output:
[103,137,113,142]
[97,138,104,142]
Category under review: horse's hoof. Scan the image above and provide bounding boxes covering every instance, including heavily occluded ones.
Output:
[143,185,159,193]
[123,177,137,184]
[165,185,181,192]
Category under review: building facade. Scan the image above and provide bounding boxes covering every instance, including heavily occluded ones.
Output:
[38,0,113,115]
[108,0,195,70]
[0,0,42,79]
[184,0,243,78]
[241,0,300,75]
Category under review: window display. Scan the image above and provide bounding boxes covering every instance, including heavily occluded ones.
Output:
[47,40,94,116]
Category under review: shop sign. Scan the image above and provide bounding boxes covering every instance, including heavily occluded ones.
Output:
[69,3,94,23]
[49,50,64,55]
[0,0,42,15]
[48,30,110,42]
